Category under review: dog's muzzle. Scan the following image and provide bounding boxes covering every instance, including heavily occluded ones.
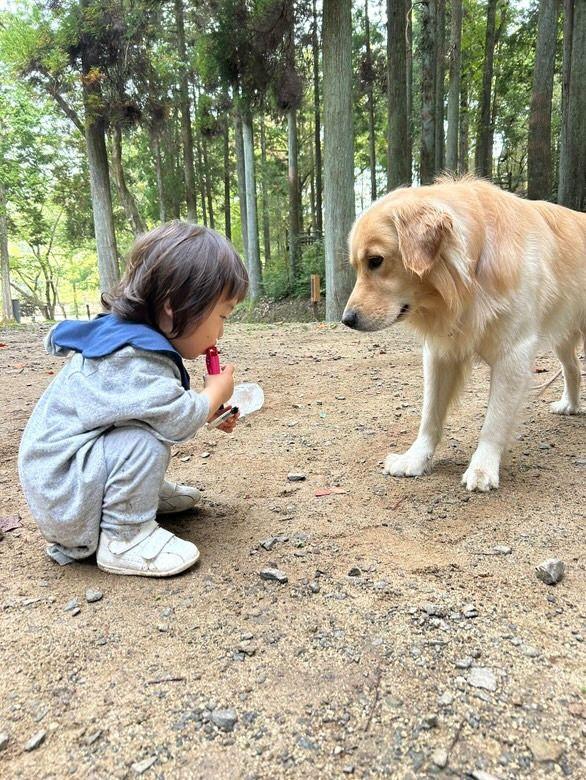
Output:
[341,308,359,329]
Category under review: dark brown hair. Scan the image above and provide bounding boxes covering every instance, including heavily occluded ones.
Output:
[102,222,248,337]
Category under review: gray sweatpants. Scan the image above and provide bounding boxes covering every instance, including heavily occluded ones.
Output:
[49,427,170,561]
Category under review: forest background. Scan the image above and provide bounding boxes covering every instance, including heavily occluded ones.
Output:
[0,0,584,324]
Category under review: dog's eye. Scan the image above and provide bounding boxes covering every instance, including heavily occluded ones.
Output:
[367,255,384,270]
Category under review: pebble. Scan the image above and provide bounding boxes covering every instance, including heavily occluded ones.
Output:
[85,589,103,603]
[210,709,238,732]
[23,730,46,752]
[470,772,502,780]
[455,656,473,669]
[492,545,512,555]
[462,603,479,618]
[467,667,497,692]
[431,748,448,768]
[438,692,454,707]
[63,599,79,612]
[422,602,447,617]
[259,568,288,584]
[535,559,565,585]
[287,472,306,482]
[0,733,8,751]
[527,735,563,763]
[131,756,157,774]
[69,607,81,617]
[347,567,362,577]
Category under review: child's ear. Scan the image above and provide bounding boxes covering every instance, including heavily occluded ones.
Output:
[158,299,174,335]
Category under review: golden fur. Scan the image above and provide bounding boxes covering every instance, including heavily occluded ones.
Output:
[343,177,586,491]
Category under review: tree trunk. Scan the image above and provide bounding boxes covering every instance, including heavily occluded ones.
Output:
[196,136,207,226]
[323,0,355,321]
[288,109,301,286]
[241,110,262,300]
[420,0,436,184]
[558,0,586,210]
[459,61,469,173]
[387,0,411,190]
[475,0,498,178]
[110,126,146,236]
[365,0,377,200]
[527,0,559,200]
[434,0,446,172]
[223,123,232,240]
[0,179,13,321]
[84,116,119,292]
[234,112,249,266]
[446,0,463,172]
[558,0,573,198]
[202,137,215,229]
[259,115,271,264]
[150,127,166,222]
[175,0,198,221]
[312,0,323,235]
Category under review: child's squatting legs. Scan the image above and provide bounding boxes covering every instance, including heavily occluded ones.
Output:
[96,426,200,576]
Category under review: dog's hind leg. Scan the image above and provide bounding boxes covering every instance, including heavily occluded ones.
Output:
[384,345,470,478]
[550,332,582,415]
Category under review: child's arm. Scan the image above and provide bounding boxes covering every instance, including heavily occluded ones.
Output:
[201,365,235,420]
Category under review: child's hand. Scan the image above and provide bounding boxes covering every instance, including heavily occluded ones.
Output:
[203,364,235,417]
[214,408,240,434]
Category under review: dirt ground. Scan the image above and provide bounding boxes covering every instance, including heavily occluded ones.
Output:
[0,322,584,780]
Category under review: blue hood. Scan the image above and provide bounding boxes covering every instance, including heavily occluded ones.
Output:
[47,314,191,389]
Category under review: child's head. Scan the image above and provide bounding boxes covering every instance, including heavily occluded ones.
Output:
[103,222,248,350]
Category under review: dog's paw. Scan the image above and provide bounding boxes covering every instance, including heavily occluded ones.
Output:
[550,399,581,415]
[461,463,499,492]
[383,448,432,478]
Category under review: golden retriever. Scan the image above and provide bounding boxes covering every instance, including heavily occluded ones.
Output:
[342,176,586,491]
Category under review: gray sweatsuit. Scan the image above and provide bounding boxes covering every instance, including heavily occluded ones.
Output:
[18,336,209,559]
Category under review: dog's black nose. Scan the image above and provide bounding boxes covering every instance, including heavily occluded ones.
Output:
[341,309,358,329]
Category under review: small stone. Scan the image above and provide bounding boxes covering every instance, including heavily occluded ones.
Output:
[259,568,288,584]
[85,589,103,603]
[298,735,318,750]
[455,656,473,669]
[63,598,79,612]
[287,472,306,482]
[131,756,157,774]
[23,730,46,752]
[438,691,454,707]
[210,709,237,732]
[200,452,211,459]
[471,772,502,780]
[347,567,362,577]
[309,581,320,593]
[0,733,9,751]
[432,748,448,768]
[421,714,438,729]
[527,735,564,763]
[84,730,101,746]
[492,545,512,555]
[69,607,81,617]
[462,603,479,618]
[520,644,540,658]
[422,602,448,617]
[342,766,355,775]
[535,559,565,585]
[467,667,497,692]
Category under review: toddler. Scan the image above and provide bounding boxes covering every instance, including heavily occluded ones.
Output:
[18,222,248,577]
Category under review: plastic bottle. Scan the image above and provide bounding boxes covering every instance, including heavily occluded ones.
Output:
[228,383,264,418]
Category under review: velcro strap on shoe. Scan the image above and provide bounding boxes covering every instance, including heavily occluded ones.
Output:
[108,523,173,559]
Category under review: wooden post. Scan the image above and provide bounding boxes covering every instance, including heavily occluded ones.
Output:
[311,274,321,319]
[86,304,91,320]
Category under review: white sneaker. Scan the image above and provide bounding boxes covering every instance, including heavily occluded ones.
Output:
[97,521,200,577]
[157,480,202,514]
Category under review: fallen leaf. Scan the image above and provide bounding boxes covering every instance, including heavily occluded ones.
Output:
[0,515,21,532]
[315,487,347,497]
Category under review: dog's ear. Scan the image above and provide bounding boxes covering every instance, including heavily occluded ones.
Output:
[394,206,453,277]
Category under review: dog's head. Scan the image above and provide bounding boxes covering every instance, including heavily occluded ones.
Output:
[342,192,467,333]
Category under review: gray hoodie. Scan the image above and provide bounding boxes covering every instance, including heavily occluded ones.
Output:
[18,332,209,548]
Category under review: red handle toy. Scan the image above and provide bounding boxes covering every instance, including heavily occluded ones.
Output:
[205,346,221,375]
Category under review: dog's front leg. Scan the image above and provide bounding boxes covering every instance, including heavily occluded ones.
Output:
[462,342,535,492]
[384,345,469,478]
